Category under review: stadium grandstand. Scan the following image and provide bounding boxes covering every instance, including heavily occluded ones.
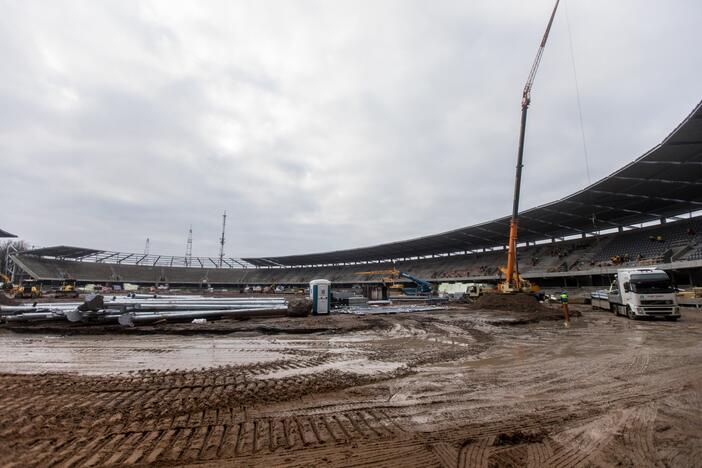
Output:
[9,100,702,289]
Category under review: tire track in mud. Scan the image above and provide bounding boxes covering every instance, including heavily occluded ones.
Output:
[2,351,418,466]
[12,409,405,466]
[540,410,634,468]
[646,389,702,468]
[527,440,554,467]
[457,436,494,468]
[3,311,702,467]
[430,442,459,468]
[619,403,661,468]
[1,351,412,440]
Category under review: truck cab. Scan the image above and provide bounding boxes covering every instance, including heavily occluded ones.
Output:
[609,268,680,320]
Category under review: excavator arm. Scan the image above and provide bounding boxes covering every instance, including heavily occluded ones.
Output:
[399,271,433,294]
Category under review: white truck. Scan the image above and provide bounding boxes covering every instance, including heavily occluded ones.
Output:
[591,268,680,321]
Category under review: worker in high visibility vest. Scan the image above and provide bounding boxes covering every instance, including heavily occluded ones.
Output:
[560,290,570,326]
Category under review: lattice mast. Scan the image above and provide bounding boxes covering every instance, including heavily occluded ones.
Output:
[218,211,227,267]
[185,225,193,267]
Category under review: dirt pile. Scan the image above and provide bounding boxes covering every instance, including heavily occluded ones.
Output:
[0,292,19,306]
[470,293,549,313]
[286,297,312,317]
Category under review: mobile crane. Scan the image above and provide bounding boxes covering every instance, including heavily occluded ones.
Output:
[498,0,559,294]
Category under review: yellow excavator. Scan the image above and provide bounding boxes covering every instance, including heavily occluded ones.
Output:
[497,0,558,295]
[356,269,433,296]
[55,279,79,299]
[355,269,404,297]
[17,280,42,299]
[0,273,14,292]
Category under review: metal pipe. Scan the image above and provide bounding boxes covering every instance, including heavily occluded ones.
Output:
[4,312,64,322]
[118,307,287,327]
[123,304,286,312]
[105,299,286,305]
[1,306,72,316]
[67,304,287,322]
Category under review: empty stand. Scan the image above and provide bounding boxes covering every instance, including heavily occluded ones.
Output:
[12,217,702,286]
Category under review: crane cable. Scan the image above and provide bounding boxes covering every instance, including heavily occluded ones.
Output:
[564,0,598,232]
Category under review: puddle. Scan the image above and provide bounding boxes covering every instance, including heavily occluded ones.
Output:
[0,334,290,375]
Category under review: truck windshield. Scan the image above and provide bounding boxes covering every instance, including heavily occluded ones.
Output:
[630,275,674,294]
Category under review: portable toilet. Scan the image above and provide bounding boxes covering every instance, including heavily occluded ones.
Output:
[309,279,331,315]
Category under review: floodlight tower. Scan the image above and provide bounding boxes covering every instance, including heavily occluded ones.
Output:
[144,238,150,255]
[218,211,227,267]
[185,225,193,266]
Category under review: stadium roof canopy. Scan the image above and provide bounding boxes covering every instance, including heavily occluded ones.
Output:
[0,228,17,238]
[19,245,257,269]
[242,100,702,267]
[22,246,104,259]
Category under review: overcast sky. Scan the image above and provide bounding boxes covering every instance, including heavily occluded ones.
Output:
[2,0,701,259]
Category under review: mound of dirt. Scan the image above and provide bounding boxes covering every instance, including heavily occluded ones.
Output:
[287,298,312,317]
[469,293,549,313]
[0,292,19,306]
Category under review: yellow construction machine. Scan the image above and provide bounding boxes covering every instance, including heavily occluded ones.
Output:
[355,269,401,286]
[0,273,14,292]
[17,280,42,299]
[356,268,433,296]
[55,279,80,299]
[496,267,540,294]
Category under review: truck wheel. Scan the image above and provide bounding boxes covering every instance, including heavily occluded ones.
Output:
[626,306,636,320]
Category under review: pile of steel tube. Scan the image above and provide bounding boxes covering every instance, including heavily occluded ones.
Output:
[0,294,290,326]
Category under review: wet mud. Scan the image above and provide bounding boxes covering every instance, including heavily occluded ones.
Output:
[1,307,701,466]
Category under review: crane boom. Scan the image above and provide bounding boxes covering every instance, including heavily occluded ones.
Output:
[523,0,561,106]
[502,0,560,292]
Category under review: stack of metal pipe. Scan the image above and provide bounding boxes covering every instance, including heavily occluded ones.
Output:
[0,294,290,326]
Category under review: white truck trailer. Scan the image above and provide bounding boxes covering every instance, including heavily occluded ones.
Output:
[591,268,680,321]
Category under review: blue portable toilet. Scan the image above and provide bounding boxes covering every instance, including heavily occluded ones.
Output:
[309,279,331,315]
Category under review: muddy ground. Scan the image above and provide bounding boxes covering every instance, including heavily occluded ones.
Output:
[1,306,701,467]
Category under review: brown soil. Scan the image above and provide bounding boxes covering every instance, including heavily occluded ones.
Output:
[0,292,19,306]
[1,313,392,335]
[469,293,583,320]
[469,293,548,313]
[1,308,700,467]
